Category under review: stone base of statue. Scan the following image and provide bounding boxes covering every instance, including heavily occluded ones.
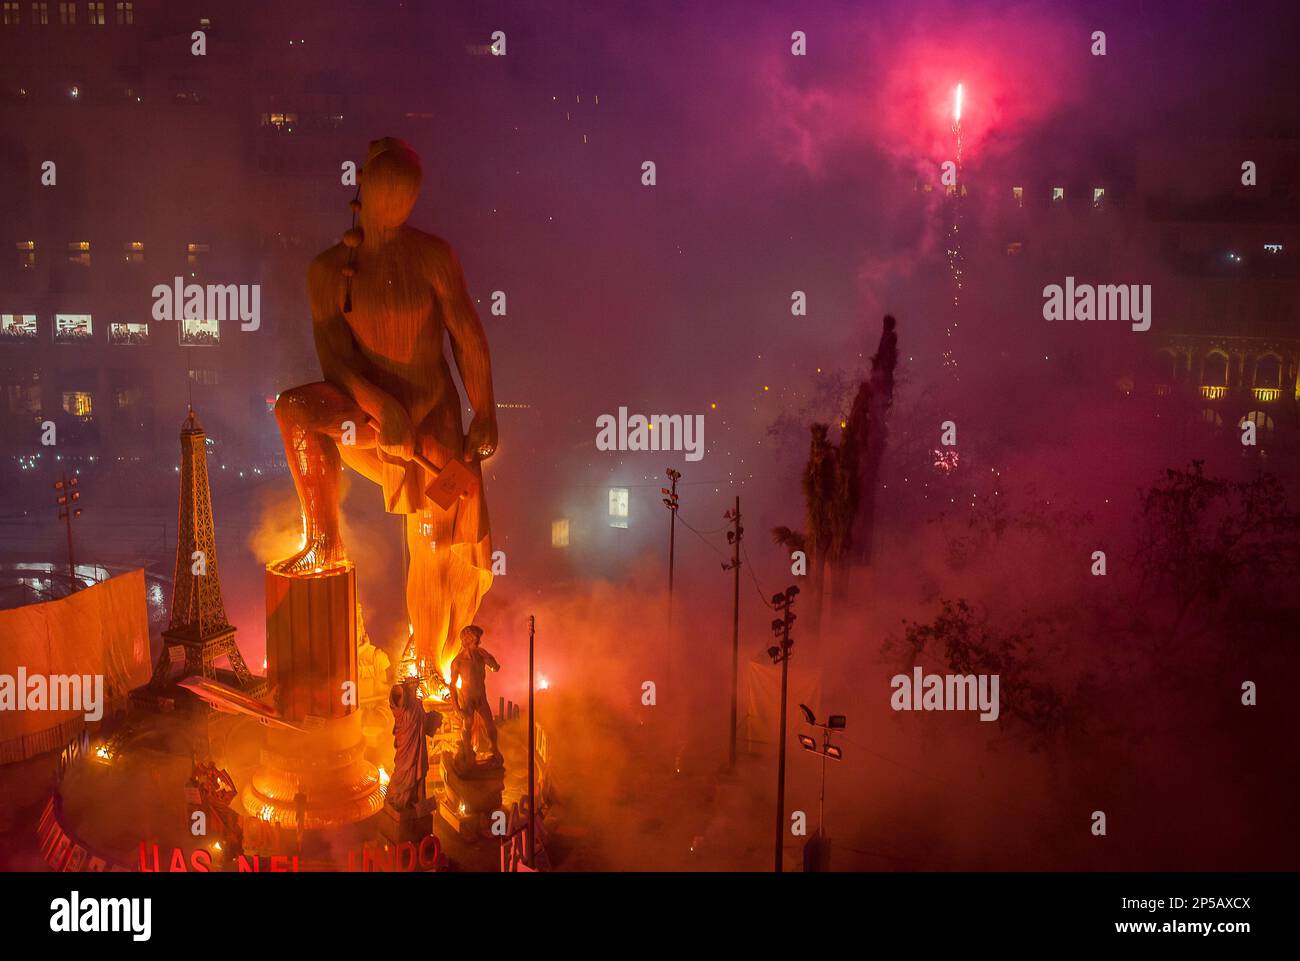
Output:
[240,713,384,828]
[237,564,383,829]
[378,797,436,845]
[437,750,504,839]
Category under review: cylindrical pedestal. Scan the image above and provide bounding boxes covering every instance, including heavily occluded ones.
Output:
[239,564,383,829]
[266,563,358,724]
[240,712,384,829]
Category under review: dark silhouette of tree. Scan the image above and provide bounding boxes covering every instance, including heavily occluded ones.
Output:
[844,314,898,569]
[774,315,900,616]
[899,598,1072,741]
[772,424,836,637]
[1136,460,1300,649]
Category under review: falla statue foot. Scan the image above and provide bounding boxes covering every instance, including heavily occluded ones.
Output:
[270,537,351,576]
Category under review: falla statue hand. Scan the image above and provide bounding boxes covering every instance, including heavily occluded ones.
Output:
[375,400,417,462]
[466,413,499,462]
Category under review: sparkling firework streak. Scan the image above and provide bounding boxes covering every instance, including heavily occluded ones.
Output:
[944,82,966,374]
[951,82,964,163]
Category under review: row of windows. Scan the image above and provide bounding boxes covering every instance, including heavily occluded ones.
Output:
[1,312,221,345]
[7,379,213,420]
[917,184,1107,206]
[1149,349,1286,390]
[13,241,209,268]
[1,2,132,26]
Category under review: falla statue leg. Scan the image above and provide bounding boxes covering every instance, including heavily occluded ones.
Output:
[272,382,364,575]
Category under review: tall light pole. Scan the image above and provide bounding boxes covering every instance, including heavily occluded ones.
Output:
[722,498,743,769]
[53,473,82,589]
[797,704,846,865]
[768,584,798,872]
[527,614,536,869]
[661,468,682,749]
[661,468,681,634]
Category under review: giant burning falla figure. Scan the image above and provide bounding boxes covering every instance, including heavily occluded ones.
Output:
[273,137,497,675]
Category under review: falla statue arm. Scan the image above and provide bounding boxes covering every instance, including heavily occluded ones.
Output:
[433,241,498,461]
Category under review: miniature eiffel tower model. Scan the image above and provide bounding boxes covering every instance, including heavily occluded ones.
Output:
[140,407,266,705]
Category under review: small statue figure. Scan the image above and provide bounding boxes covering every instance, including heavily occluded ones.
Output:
[388,678,441,811]
[356,604,391,700]
[449,625,500,765]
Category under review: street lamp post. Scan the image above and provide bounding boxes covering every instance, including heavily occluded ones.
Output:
[797,704,846,871]
[769,584,798,872]
[53,472,83,590]
[722,498,743,769]
[661,468,681,637]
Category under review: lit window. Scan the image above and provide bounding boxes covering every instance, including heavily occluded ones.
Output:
[1092,187,1105,206]
[109,321,148,344]
[3,2,22,25]
[1201,351,1228,388]
[179,317,219,346]
[1051,187,1064,202]
[263,112,299,130]
[66,240,90,266]
[187,367,219,385]
[16,240,35,268]
[58,1,73,23]
[54,313,92,342]
[114,386,144,408]
[62,390,93,416]
[608,487,629,528]
[1006,241,1024,256]
[124,240,144,264]
[1264,243,1283,254]
[551,519,570,548]
[87,1,104,25]
[1011,186,1023,206]
[32,1,47,24]
[113,0,129,24]
[1,313,38,340]
[186,242,209,268]
[1254,355,1281,389]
